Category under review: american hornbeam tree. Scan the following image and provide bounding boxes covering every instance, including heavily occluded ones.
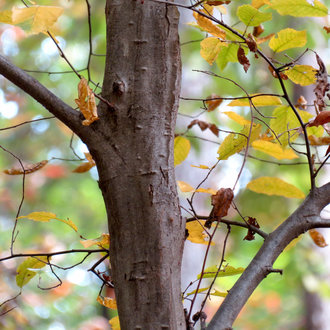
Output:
[0,0,329,329]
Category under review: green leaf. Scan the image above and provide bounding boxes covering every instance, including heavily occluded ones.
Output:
[186,287,209,297]
[237,5,272,26]
[271,0,328,17]
[18,211,78,232]
[16,256,49,287]
[269,106,323,147]
[269,28,306,52]
[247,177,305,198]
[285,65,317,86]
[217,124,261,160]
[174,136,190,166]
[216,43,240,70]
[198,265,245,279]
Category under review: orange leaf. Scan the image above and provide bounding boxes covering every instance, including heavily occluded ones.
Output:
[4,160,48,175]
[72,152,96,173]
[309,229,328,247]
[75,78,99,126]
[253,24,264,37]
[206,94,223,112]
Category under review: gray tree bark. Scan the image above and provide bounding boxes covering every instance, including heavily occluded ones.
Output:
[87,1,185,329]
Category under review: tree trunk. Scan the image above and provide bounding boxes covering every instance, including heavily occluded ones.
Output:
[85,1,185,328]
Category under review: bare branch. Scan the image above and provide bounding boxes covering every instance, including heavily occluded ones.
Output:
[207,182,330,330]
[0,55,86,137]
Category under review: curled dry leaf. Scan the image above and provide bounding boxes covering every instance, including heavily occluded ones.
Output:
[323,26,330,33]
[308,111,330,127]
[75,78,99,126]
[295,95,307,110]
[187,119,219,137]
[313,54,330,111]
[237,46,250,73]
[253,24,264,37]
[72,152,96,173]
[3,160,48,175]
[309,229,328,248]
[206,94,223,112]
[243,217,260,241]
[205,188,234,228]
[205,0,231,5]
[246,33,258,52]
[308,135,330,146]
[268,65,288,80]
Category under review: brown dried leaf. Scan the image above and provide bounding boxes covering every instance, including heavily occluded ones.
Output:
[187,120,219,137]
[253,24,264,37]
[313,54,330,111]
[4,160,48,175]
[308,111,330,127]
[309,229,328,248]
[210,188,234,218]
[237,46,250,73]
[308,135,330,146]
[243,217,260,241]
[246,33,258,52]
[75,78,99,126]
[205,0,231,5]
[296,95,307,110]
[206,94,223,112]
[323,26,330,33]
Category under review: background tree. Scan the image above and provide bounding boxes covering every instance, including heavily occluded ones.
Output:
[0,0,329,329]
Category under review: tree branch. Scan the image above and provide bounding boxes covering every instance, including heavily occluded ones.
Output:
[207,182,330,330]
[0,55,87,137]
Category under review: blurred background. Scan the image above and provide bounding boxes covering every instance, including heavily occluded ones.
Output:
[0,0,329,329]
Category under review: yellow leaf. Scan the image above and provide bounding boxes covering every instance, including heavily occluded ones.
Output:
[195,188,218,194]
[191,164,210,169]
[109,316,120,330]
[0,10,13,24]
[269,28,306,52]
[97,296,117,309]
[211,289,228,297]
[193,11,225,38]
[271,0,328,17]
[80,234,110,249]
[223,111,251,125]
[174,136,190,166]
[16,256,49,288]
[72,153,96,173]
[186,220,214,245]
[227,94,282,106]
[18,212,78,232]
[177,181,194,193]
[247,177,305,198]
[217,124,261,160]
[2,6,64,34]
[198,265,245,279]
[200,37,226,65]
[75,78,99,126]
[252,140,299,159]
[186,287,209,297]
[285,65,317,86]
[237,5,272,26]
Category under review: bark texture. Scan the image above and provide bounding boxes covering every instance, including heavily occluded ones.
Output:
[85,1,185,329]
